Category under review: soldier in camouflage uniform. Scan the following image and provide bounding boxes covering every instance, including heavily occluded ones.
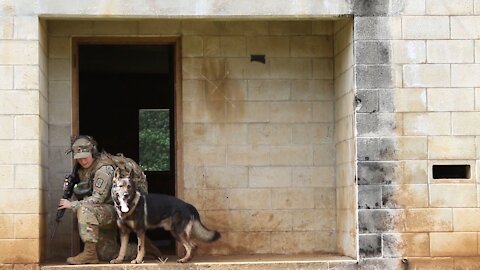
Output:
[58,136,119,264]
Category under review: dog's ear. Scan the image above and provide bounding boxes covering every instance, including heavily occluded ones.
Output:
[113,167,120,181]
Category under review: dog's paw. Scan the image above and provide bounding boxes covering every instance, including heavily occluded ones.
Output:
[110,258,123,264]
[177,258,190,263]
[131,259,144,264]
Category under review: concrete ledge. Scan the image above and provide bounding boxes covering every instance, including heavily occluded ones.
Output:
[42,254,357,270]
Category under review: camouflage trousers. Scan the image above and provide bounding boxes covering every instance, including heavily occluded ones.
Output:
[76,203,119,260]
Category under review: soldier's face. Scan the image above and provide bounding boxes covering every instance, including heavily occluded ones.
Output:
[77,155,94,168]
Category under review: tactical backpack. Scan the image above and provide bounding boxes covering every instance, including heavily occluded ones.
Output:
[108,153,149,195]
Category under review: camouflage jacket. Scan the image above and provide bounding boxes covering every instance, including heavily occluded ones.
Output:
[71,152,115,212]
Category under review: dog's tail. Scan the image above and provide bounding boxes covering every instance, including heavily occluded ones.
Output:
[192,219,221,243]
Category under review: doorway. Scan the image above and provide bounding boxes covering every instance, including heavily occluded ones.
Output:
[73,38,179,253]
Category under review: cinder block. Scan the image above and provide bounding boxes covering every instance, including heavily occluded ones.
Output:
[0,91,39,115]
[228,232,271,254]
[220,36,246,57]
[335,115,354,143]
[383,88,426,112]
[452,64,480,87]
[313,20,333,36]
[248,167,291,188]
[357,161,402,185]
[335,92,355,121]
[355,17,402,40]
[269,21,313,35]
[313,143,335,166]
[0,116,13,139]
[404,64,450,87]
[14,165,41,189]
[0,214,14,238]
[292,123,333,144]
[138,20,181,35]
[14,115,39,140]
[270,102,312,123]
[383,233,430,257]
[405,208,453,232]
[0,239,40,263]
[403,112,451,136]
[291,36,332,57]
[227,145,270,166]
[227,101,269,123]
[428,136,475,159]
[291,80,334,101]
[293,167,335,187]
[292,209,335,231]
[451,16,480,39]
[14,214,40,238]
[14,16,38,40]
[430,184,477,207]
[270,145,314,166]
[225,58,269,79]
[227,189,271,210]
[247,80,290,101]
[271,231,316,254]
[271,188,314,209]
[427,40,474,63]
[246,36,289,57]
[183,144,225,166]
[314,187,336,208]
[403,0,426,15]
[356,113,402,137]
[426,0,474,15]
[313,101,334,122]
[182,36,203,57]
[0,16,13,39]
[219,21,268,36]
[14,65,39,89]
[334,43,353,77]
[270,58,312,79]
[392,40,426,64]
[428,88,474,112]
[431,232,477,256]
[453,208,480,231]
[355,41,391,64]
[247,123,290,145]
[0,40,38,65]
[48,58,70,81]
[453,112,480,135]
[402,16,450,39]
[358,185,381,209]
[334,20,353,54]
[0,189,39,214]
[358,209,405,233]
[92,21,137,35]
[248,210,292,231]
[356,90,378,113]
[183,100,225,123]
[356,65,393,89]
[382,184,429,209]
[359,234,382,258]
[48,21,93,36]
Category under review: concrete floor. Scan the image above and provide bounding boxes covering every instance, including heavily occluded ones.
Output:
[42,254,358,270]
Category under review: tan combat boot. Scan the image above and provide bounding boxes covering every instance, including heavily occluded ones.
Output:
[66,242,99,265]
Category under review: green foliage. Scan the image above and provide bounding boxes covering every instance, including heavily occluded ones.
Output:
[139,110,170,171]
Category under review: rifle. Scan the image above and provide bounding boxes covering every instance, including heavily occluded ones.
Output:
[50,162,80,241]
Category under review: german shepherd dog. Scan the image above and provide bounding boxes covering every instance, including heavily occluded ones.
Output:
[110,169,221,264]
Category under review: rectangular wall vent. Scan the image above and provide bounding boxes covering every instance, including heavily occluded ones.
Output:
[432,164,470,179]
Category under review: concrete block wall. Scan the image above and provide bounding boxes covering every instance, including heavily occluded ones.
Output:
[45,19,352,259]
[0,1,46,266]
[333,19,357,259]
[180,20,339,256]
[355,0,480,268]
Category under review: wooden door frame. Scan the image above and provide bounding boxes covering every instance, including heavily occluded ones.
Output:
[71,36,183,196]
